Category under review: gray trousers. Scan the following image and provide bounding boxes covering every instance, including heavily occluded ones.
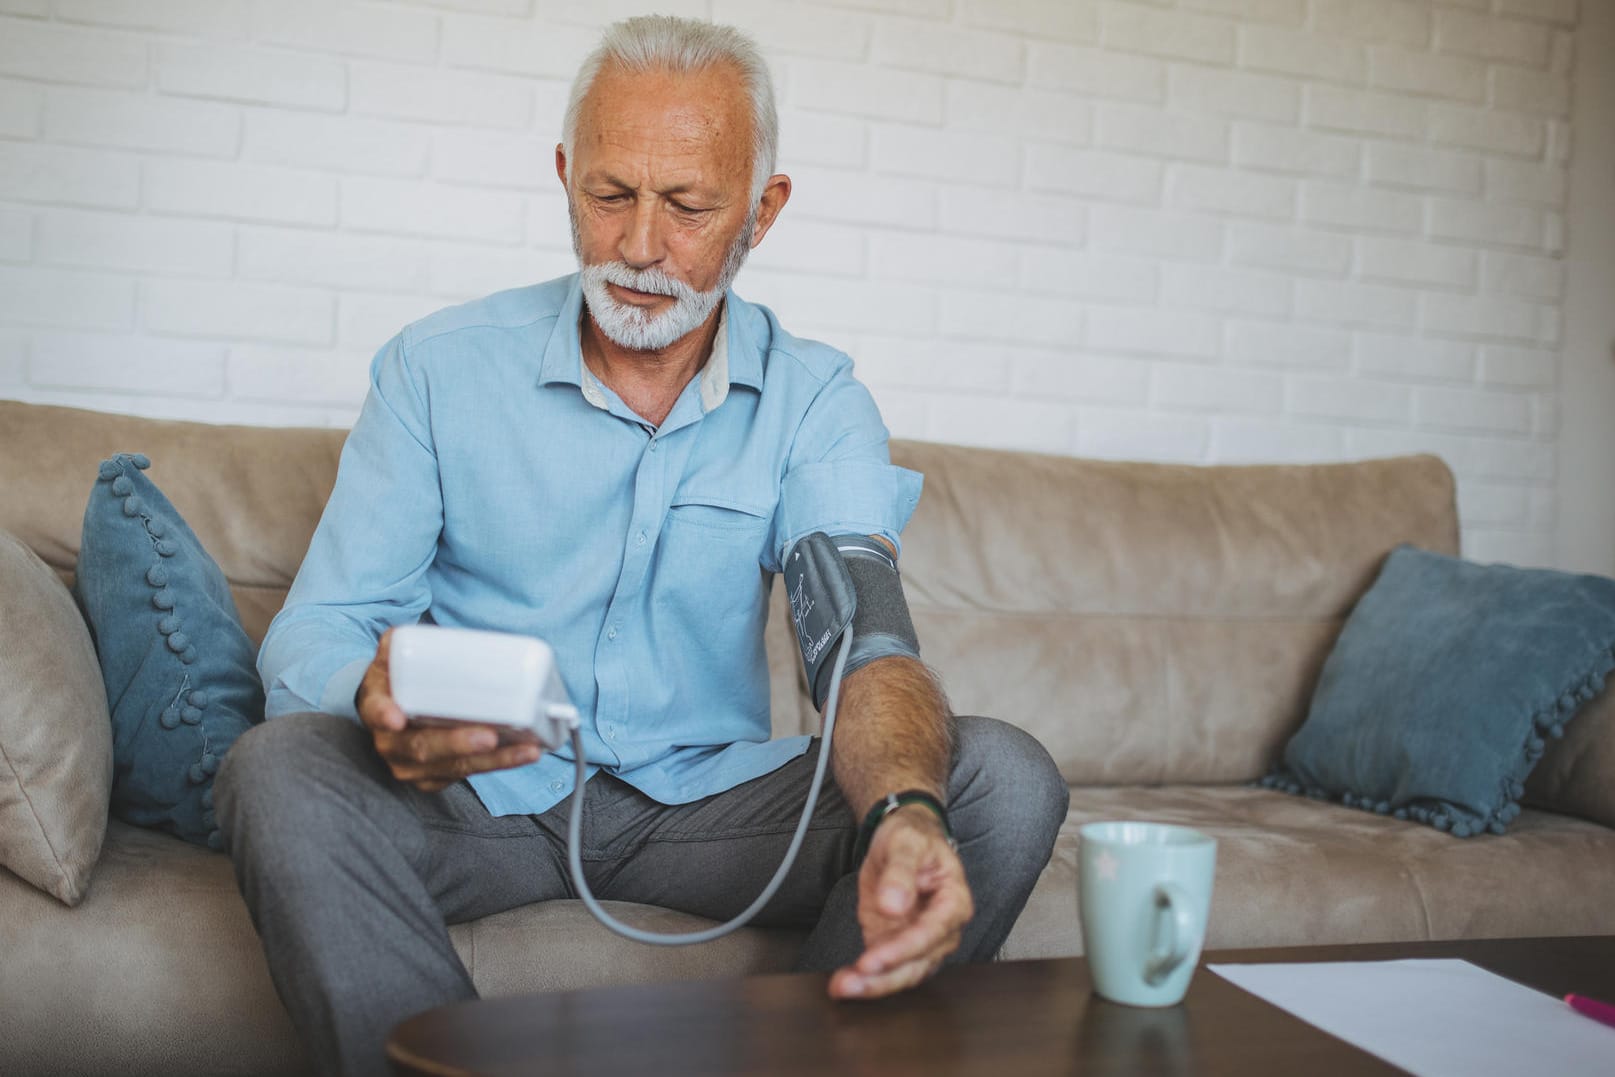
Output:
[215,712,1068,1077]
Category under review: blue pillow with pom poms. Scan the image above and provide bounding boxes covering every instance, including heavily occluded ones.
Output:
[1260,545,1615,837]
[74,453,264,850]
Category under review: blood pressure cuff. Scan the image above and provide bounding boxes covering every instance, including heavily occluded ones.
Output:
[784,532,922,711]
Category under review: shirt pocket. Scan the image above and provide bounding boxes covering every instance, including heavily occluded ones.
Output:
[657,492,773,629]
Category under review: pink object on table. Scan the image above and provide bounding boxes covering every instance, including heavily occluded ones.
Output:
[1565,994,1615,1031]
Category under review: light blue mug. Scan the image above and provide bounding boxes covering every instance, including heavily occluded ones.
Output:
[1078,821,1217,1007]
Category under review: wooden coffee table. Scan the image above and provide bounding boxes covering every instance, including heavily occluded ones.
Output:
[387,935,1615,1076]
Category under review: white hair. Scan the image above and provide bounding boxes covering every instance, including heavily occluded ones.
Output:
[562,15,778,206]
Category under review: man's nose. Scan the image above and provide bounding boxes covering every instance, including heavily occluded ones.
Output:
[620,198,664,269]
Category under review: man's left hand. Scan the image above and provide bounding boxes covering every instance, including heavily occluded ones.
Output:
[829,807,974,1000]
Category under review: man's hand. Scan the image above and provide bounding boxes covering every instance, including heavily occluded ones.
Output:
[828,807,974,1000]
[357,628,543,794]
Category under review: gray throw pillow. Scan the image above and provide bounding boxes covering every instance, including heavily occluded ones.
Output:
[0,528,113,905]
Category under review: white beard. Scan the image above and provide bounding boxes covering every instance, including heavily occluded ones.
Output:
[573,209,755,352]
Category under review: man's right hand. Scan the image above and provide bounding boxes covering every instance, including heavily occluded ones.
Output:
[357,627,543,794]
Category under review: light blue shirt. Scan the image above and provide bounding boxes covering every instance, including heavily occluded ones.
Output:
[258,273,923,817]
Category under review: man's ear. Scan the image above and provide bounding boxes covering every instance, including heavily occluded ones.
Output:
[749,173,792,249]
[555,144,569,190]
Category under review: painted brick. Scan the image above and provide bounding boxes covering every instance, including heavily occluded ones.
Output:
[1170,165,1296,220]
[1075,407,1210,462]
[1543,211,1565,257]
[1239,26,1367,85]
[1168,65,1300,124]
[55,0,248,38]
[1311,0,1431,47]
[1368,45,1486,102]
[1456,481,1532,526]
[1232,122,1360,178]
[340,178,525,244]
[1427,197,1546,249]
[1097,103,1229,164]
[1434,9,1552,66]
[1026,42,1164,103]
[428,245,573,301]
[1305,85,1424,139]
[1416,386,1533,435]
[1355,333,1476,382]
[339,292,446,349]
[777,110,868,169]
[1225,319,1352,367]
[1340,428,1538,482]
[945,81,1092,145]
[939,188,1083,244]
[1534,394,1558,437]
[30,331,226,397]
[872,17,1023,83]
[748,221,866,278]
[868,232,1018,288]
[743,271,936,336]
[924,394,1072,455]
[1301,181,1422,234]
[1530,486,1555,529]
[0,77,40,137]
[0,0,49,14]
[1489,66,1571,116]
[1210,418,1347,463]
[0,332,27,390]
[251,1,438,62]
[143,278,333,344]
[806,0,949,20]
[1019,248,1158,305]
[0,265,134,330]
[1025,144,1161,204]
[938,289,1081,347]
[1101,4,1236,65]
[1182,0,1305,25]
[1227,219,1356,276]
[1288,374,1413,424]
[1547,118,1571,164]
[155,43,345,111]
[1294,279,1417,328]
[525,192,572,250]
[1089,206,1222,262]
[243,111,430,178]
[44,85,240,157]
[1153,362,1285,414]
[1428,104,1545,157]
[712,0,871,60]
[1464,530,1555,567]
[0,18,147,87]
[1086,306,1220,359]
[1482,251,1564,302]
[1364,142,1482,194]
[441,15,594,78]
[1012,350,1149,405]
[144,159,337,226]
[791,166,937,230]
[1357,237,1478,290]
[350,61,532,130]
[38,209,233,276]
[959,0,1098,42]
[237,227,430,292]
[1496,0,1577,26]
[0,142,139,209]
[874,124,1020,188]
[0,207,28,261]
[856,337,1014,393]
[1160,264,1291,318]
[1549,28,1574,75]
[788,60,944,125]
[228,345,370,405]
[1479,344,1557,388]
[1422,292,1552,344]
[434,129,551,190]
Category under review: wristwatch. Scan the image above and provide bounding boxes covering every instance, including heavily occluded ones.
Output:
[851,789,955,867]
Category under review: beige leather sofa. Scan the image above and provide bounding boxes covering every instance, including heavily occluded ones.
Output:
[3,398,1613,1076]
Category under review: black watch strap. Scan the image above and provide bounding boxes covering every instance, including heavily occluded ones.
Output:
[851,789,954,867]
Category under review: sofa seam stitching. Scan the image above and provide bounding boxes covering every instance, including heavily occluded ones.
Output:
[0,731,72,881]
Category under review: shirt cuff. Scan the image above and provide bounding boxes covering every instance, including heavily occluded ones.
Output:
[774,461,923,567]
[318,658,372,721]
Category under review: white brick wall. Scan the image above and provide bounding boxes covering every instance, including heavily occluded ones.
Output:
[0,0,1592,567]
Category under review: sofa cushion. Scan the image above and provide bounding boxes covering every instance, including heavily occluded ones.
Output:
[0,528,113,906]
[75,454,265,850]
[1260,546,1615,837]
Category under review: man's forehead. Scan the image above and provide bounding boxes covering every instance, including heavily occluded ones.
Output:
[576,62,751,150]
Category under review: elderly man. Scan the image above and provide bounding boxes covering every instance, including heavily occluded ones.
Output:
[218,15,1066,1077]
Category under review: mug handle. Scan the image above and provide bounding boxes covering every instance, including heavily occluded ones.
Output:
[1143,882,1201,986]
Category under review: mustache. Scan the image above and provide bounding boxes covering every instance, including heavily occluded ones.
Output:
[588,262,710,302]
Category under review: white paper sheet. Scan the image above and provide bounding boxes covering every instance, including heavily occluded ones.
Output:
[1209,958,1614,1076]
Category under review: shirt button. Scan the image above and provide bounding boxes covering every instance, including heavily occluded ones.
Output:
[606,626,618,640]
[649,440,659,453]
[636,530,647,546]
[550,781,563,792]
[606,727,616,740]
